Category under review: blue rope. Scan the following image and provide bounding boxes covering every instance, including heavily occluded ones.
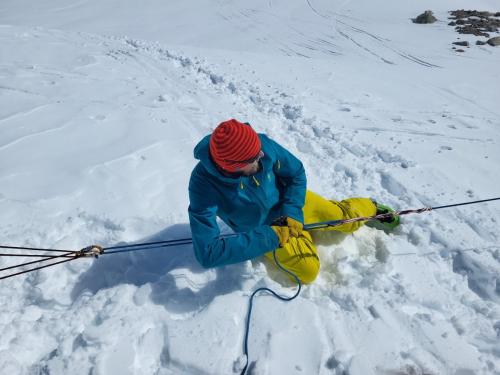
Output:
[101,235,302,374]
[240,249,302,375]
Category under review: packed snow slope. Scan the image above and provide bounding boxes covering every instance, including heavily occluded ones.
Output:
[1,0,499,374]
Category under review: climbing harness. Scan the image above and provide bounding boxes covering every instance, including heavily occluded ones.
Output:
[0,196,499,373]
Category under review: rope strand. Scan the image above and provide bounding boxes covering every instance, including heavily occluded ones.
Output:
[0,253,75,258]
[0,245,75,253]
[0,257,80,281]
[102,238,195,250]
[239,250,301,375]
[1,197,499,276]
[0,196,499,374]
[0,251,79,273]
[103,239,196,254]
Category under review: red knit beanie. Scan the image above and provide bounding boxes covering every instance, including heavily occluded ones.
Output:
[209,119,261,172]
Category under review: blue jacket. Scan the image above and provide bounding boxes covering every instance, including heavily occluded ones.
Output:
[188,133,307,268]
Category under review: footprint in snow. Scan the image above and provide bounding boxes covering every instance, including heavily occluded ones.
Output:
[380,172,407,197]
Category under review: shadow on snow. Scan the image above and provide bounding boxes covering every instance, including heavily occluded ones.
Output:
[71,223,248,314]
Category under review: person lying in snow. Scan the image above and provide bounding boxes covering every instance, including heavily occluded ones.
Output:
[188,119,399,283]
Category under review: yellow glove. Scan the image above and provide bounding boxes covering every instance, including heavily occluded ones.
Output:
[271,225,290,247]
[286,217,303,238]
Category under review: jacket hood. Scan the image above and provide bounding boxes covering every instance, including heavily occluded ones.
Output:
[193,135,242,185]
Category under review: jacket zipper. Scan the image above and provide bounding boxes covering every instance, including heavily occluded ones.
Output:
[242,176,267,211]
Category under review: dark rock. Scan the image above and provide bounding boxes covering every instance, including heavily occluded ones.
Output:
[479,11,494,17]
[448,21,457,26]
[449,9,500,37]
[487,36,500,46]
[476,40,487,45]
[453,41,470,46]
[450,10,495,19]
[413,10,437,24]
[456,49,465,52]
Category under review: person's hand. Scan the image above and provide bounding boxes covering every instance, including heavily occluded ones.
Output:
[271,216,304,247]
[286,217,303,238]
[271,225,290,247]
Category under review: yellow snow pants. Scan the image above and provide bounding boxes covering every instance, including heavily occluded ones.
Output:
[264,190,376,284]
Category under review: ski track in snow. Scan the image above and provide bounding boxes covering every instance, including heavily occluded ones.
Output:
[0,9,499,374]
[301,0,442,67]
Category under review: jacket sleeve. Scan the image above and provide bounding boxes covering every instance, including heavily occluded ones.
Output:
[266,136,307,223]
[188,170,279,268]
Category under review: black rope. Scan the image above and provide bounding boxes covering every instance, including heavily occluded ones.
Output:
[0,256,80,281]
[102,239,195,254]
[0,251,79,273]
[100,234,237,254]
[0,196,498,284]
[102,234,237,253]
[0,245,74,253]
[1,197,499,280]
[0,253,74,258]
[102,238,195,251]
[304,197,500,230]
[0,247,101,280]
[0,238,212,281]
[431,197,500,210]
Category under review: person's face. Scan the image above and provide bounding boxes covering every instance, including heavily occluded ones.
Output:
[237,150,264,176]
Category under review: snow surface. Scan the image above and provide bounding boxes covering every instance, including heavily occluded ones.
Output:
[1,1,499,374]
